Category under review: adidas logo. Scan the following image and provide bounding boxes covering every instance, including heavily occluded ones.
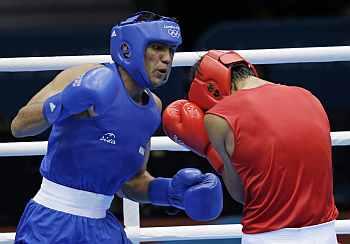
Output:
[111,30,117,37]
[49,102,56,112]
[139,146,145,156]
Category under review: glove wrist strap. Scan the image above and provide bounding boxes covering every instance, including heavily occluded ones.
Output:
[148,177,171,206]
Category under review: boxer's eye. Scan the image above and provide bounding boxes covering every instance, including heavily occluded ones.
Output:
[213,90,220,98]
[208,83,214,92]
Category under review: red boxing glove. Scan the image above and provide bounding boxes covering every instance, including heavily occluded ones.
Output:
[163,99,224,173]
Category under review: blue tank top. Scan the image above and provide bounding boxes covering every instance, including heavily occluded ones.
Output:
[40,63,161,195]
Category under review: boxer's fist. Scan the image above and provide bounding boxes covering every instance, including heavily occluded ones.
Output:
[43,67,118,124]
[163,100,224,173]
[163,100,208,155]
[149,168,223,221]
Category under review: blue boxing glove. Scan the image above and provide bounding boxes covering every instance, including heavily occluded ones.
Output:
[148,168,223,221]
[43,66,118,124]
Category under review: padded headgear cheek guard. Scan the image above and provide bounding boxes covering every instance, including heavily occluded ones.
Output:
[110,11,182,89]
[188,50,257,110]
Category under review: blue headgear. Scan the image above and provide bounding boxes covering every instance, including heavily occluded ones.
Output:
[110,11,182,88]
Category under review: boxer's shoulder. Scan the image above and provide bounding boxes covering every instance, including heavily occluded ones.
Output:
[51,64,104,90]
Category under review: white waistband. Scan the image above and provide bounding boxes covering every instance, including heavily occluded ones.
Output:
[33,178,114,219]
[242,221,337,243]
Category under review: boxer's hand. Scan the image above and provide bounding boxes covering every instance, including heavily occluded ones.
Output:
[43,67,118,124]
[148,168,223,221]
[163,100,224,173]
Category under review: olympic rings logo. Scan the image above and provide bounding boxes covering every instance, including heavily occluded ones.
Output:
[168,29,180,38]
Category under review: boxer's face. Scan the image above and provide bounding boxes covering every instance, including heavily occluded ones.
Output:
[144,43,174,88]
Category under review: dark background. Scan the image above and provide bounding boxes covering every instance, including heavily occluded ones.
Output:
[0,0,349,242]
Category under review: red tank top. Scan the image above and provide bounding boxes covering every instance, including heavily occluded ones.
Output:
[208,83,338,233]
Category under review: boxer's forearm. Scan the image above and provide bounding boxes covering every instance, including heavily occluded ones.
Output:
[11,102,50,138]
[222,168,244,204]
[119,170,155,203]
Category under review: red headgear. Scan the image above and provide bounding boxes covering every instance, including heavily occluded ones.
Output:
[188,50,257,110]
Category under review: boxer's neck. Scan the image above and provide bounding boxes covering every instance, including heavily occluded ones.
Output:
[235,76,271,91]
[118,66,147,104]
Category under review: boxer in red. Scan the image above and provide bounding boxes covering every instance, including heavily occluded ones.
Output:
[163,50,338,243]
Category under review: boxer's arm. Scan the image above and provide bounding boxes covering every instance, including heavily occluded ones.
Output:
[204,114,244,204]
[118,168,154,203]
[11,64,101,137]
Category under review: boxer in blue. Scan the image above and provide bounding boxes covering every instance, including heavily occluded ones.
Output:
[11,11,223,243]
